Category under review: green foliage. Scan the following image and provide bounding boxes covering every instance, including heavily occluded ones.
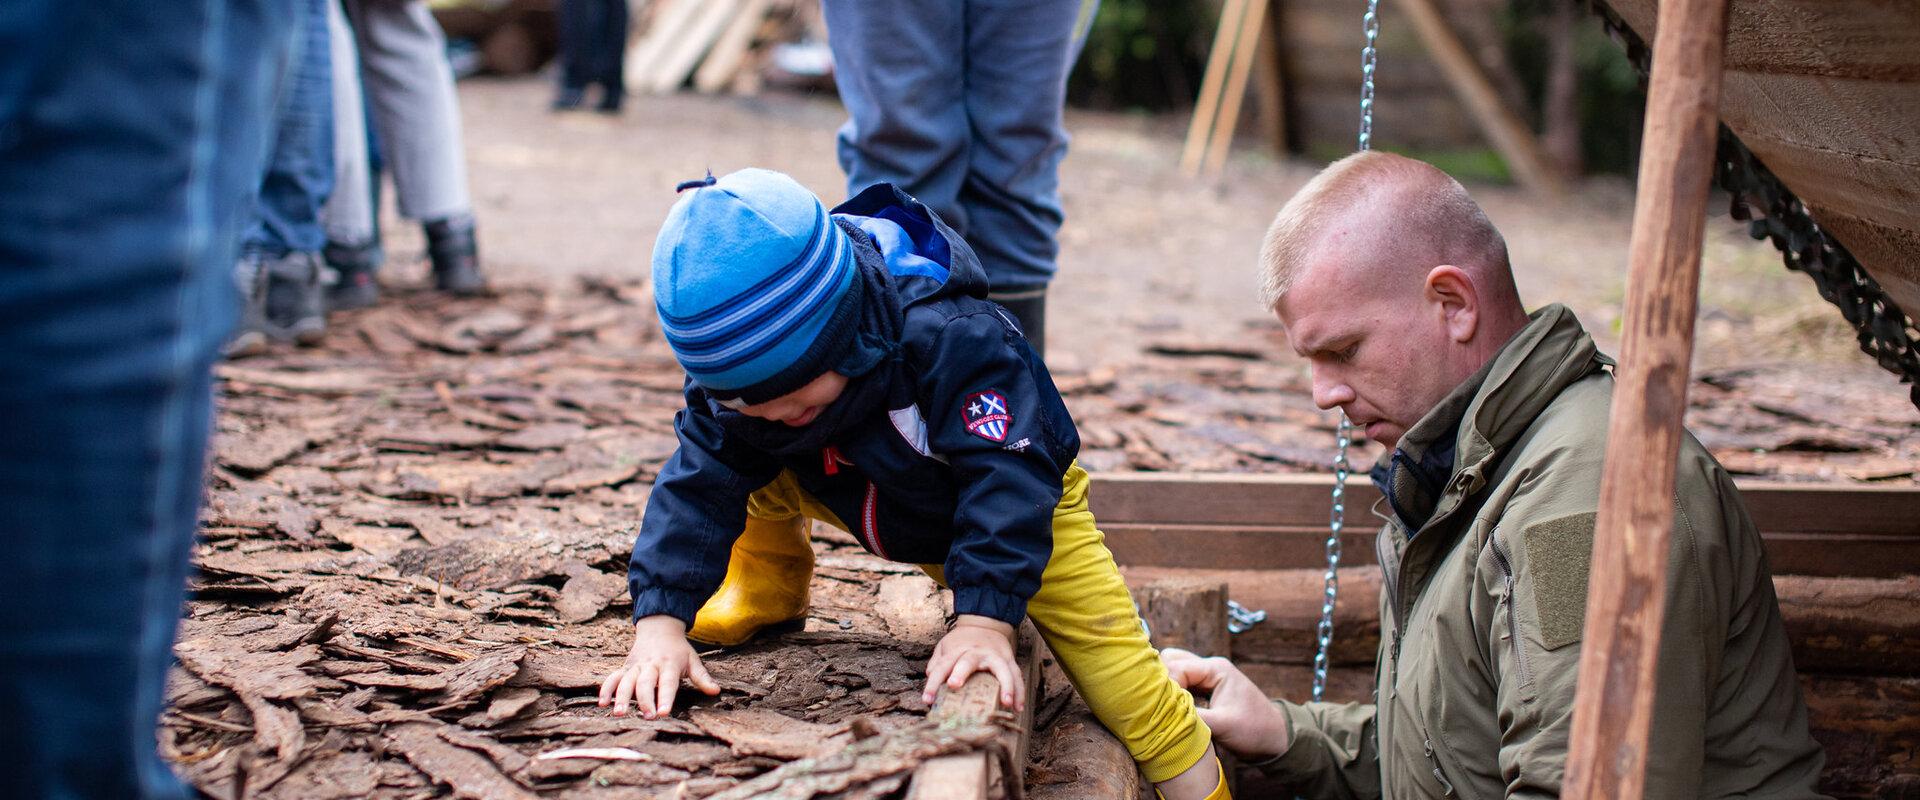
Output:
[1067,0,1212,111]
[1500,0,1645,175]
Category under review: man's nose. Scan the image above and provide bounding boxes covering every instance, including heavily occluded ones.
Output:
[1310,371,1355,411]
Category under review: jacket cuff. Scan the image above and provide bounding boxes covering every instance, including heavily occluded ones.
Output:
[630,584,704,627]
[952,585,1028,627]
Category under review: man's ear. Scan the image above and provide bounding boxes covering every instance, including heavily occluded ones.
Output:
[1425,265,1479,343]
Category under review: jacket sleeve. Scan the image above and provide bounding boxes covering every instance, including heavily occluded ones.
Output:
[1487,467,1745,799]
[627,387,784,626]
[918,309,1075,626]
[1260,700,1383,800]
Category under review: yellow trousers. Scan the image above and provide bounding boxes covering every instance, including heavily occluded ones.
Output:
[746,463,1211,783]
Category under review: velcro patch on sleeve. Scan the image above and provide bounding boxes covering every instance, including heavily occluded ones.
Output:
[1522,511,1597,651]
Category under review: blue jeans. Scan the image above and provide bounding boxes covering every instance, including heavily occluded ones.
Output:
[0,2,294,798]
[823,0,1097,292]
[247,0,337,257]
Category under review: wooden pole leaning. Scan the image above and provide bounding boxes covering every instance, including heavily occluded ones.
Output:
[1561,0,1731,796]
[1181,0,1251,176]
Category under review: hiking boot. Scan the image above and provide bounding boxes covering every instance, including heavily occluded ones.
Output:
[263,251,327,345]
[225,252,271,358]
[324,239,383,311]
[687,516,814,647]
[424,214,486,296]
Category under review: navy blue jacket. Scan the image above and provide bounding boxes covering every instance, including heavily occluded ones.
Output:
[629,184,1080,628]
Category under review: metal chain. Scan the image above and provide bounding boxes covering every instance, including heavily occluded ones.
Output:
[1309,0,1378,709]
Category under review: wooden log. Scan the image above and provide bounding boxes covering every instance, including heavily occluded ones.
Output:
[1181,0,1250,176]
[907,625,1041,800]
[1025,709,1141,800]
[1130,577,1231,657]
[1392,0,1566,195]
[1126,566,1920,677]
[1563,0,1730,792]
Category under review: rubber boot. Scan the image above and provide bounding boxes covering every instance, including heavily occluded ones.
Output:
[1157,754,1231,800]
[687,516,814,647]
[424,214,486,296]
[988,287,1046,358]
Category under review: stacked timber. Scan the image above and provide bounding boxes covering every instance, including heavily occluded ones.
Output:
[1095,473,1920,798]
[624,0,822,95]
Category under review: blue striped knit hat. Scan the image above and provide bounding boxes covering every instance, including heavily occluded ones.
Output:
[652,168,861,405]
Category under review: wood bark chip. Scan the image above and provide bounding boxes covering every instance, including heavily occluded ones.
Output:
[384,723,540,800]
[689,708,846,760]
[555,567,629,623]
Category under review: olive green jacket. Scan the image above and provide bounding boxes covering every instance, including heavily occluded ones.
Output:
[1263,305,1827,799]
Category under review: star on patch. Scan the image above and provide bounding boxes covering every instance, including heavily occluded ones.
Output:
[963,390,1011,443]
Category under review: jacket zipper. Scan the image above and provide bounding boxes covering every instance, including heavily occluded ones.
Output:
[1423,738,1458,797]
[1489,533,1531,689]
[860,482,888,559]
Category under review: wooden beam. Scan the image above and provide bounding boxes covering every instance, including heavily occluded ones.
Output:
[906,625,1040,800]
[1250,6,1289,156]
[1131,577,1232,657]
[1201,0,1272,176]
[646,0,742,94]
[1563,0,1731,793]
[1393,0,1567,195]
[693,0,775,94]
[1182,0,1251,176]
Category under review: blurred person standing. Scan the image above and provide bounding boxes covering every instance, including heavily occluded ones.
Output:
[339,0,487,298]
[231,0,338,355]
[553,0,630,113]
[821,0,1099,356]
[321,0,387,310]
[0,1,295,796]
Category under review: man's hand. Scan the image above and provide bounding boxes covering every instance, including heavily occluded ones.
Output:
[923,615,1023,710]
[1161,647,1291,760]
[598,615,721,719]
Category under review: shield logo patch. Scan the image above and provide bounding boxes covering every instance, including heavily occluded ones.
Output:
[963,390,1011,443]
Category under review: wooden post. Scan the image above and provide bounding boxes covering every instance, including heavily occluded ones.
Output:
[1181,0,1250,176]
[1201,0,1272,176]
[1132,577,1232,657]
[1562,0,1730,795]
[1393,0,1567,195]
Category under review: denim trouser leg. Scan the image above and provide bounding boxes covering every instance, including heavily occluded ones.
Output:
[0,2,294,798]
[823,0,1095,291]
[247,0,337,257]
[322,0,378,247]
[347,0,473,222]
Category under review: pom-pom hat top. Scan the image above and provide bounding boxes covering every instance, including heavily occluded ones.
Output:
[652,168,862,405]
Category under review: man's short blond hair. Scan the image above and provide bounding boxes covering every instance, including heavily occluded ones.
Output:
[1258,151,1510,309]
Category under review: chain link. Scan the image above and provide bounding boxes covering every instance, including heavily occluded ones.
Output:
[1313,417,1353,702]
[1357,0,1381,152]
[1308,0,1377,709]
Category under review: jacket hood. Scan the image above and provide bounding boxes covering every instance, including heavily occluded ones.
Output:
[830,182,992,306]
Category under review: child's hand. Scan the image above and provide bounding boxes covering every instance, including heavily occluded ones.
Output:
[922,615,1022,710]
[598,615,720,719]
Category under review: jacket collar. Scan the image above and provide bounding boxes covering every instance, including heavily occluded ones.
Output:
[1376,304,1609,535]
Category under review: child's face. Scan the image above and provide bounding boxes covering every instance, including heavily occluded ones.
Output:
[734,371,848,427]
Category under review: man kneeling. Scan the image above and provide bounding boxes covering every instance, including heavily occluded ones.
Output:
[1167,151,1829,799]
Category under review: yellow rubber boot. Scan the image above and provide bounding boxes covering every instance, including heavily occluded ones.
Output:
[1156,754,1231,800]
[687,516,814,646]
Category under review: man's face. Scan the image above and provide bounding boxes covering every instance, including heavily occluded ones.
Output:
[734,371,848,427]
[1275,263,1462,450]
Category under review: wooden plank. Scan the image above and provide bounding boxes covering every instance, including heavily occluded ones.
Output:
[1089,473,1920,536]
[1182,0,1251,176]
[1603,0,1920,81]
[906,625,1040,800]
[1394,0,1566,194]
[1564,0,1730,791]
[1130,577,1232,657]
[647,0,743,94]
[1720,72,1920,168]
[1200,0,1271,175]
[693,0,774,94]
[624,0,700,90]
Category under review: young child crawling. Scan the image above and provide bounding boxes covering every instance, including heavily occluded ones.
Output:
[599,168,1228,799]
